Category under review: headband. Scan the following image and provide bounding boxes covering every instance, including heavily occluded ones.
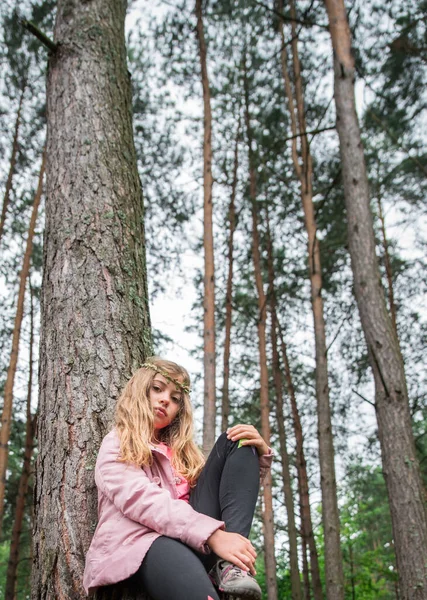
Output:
[142,362,191,395]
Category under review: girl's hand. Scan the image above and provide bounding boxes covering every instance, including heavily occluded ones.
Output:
[207,529,257,575]
[226,424,269,457]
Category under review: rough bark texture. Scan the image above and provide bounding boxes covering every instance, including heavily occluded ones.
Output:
[279,2,344,597]
[0,152,45,536]
[0,83,25,245]
[278,327,323,600]
[5,288,36,600]
[195,0,217,455]
[244,69,278,600]
[266,212,302,600]
[221,123,239,433]
[324,0,427,597]
[32,1,152,598]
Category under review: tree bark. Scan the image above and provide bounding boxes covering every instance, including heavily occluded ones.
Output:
[278,326,323,600]
[244,65,278,600]
[221,122,239,433]
[195,0,217,455]
[278,1,344,597]
[0,83,25,245]
[301,533,311,600]
[266,210,302,600]
[5,285,36,600]
[0,151,45,536]
[324,1,427,597]
[32,1,152,597]
[376,192,397,334]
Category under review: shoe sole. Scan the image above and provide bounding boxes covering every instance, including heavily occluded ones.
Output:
[219,589,261,600]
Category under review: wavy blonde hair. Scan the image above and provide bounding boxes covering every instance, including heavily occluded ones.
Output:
[115,357,205,485]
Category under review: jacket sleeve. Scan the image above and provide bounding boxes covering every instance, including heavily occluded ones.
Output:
[259,448,273,483]
[95,432,224,554]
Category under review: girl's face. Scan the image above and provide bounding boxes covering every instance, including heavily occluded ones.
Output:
[149,374,182,430]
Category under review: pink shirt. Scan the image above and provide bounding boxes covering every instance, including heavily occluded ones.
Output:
[154,442,190,503]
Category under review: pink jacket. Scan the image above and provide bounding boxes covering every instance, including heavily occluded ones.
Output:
[83,429,272,594]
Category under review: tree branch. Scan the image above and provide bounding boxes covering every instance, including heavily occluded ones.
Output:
[21,19,58,53]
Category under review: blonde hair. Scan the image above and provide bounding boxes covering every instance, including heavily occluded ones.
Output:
[115,356,205,485]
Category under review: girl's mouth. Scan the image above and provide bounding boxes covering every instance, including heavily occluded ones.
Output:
[155,407,167,417]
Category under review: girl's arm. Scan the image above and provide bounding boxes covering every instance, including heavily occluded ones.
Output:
[95,431,224,553]
[226,424,273,482]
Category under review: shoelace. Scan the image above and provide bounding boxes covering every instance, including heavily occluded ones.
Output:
[221,563,248,584]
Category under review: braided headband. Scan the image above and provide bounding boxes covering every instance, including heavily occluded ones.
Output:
[141,362,191,395]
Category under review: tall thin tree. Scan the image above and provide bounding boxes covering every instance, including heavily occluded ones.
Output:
[221,120,240,432]
[277,325,323,600]
[32,1,152,596]
[195,0,217,455]
[324,0,427,597]
[265,208,302,600]
[5,284,36,600]
[277,1,344,596]
[244,62,278,600]
[0,151,45,535]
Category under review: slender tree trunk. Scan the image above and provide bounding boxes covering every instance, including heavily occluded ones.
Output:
[266,210,302,600]
[324,1,427,597]
[244,65,278,600]
[0,151,45,536]
[0,83,25,245]
[195,0,217,455]
[301,533,311,600]
[5,286,36,600]
[222,122,239,433]
[278,2,344,597]
[277,326,323,600]
[32,1,152,597]
[376,193,397,333]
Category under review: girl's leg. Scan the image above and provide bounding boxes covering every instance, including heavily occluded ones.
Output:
[131,536,220,600]
[190,432,260,543]
[189,433,262,598]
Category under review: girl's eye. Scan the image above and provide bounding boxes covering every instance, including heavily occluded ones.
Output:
[172,396,181,403]
[152,385,161,392]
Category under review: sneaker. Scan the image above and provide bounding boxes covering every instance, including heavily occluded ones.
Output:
[209,560,262,600]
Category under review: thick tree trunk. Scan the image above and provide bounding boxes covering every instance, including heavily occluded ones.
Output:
[5,287,36,600]
[266,211,302,600]
[222,122,239,432]
[278,327,323,600]
[0,152,45,536]
[324,1,427,597]
[244,68,278,600]
[0,83,25,245]
[278,2,344,597]
[32,1,152,597]
[195,0,217,455]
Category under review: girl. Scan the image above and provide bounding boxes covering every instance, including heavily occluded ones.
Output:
[83,357,273,600]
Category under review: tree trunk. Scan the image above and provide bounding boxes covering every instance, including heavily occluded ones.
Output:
[221,122,239,433]
[301,533,311,600]
[5,286,36,600]
[0,83,25,245]
[278,2,344,597]
[324,1,427,597]
[244,65,278,600]
[195,0,217,455]
[32,1,152,597]
[278,326,323,600]
[0,151,45,536]
[266,210,302,600]
[376,192,397,333]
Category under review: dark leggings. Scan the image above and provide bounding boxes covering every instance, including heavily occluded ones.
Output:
[128,433,260,600]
